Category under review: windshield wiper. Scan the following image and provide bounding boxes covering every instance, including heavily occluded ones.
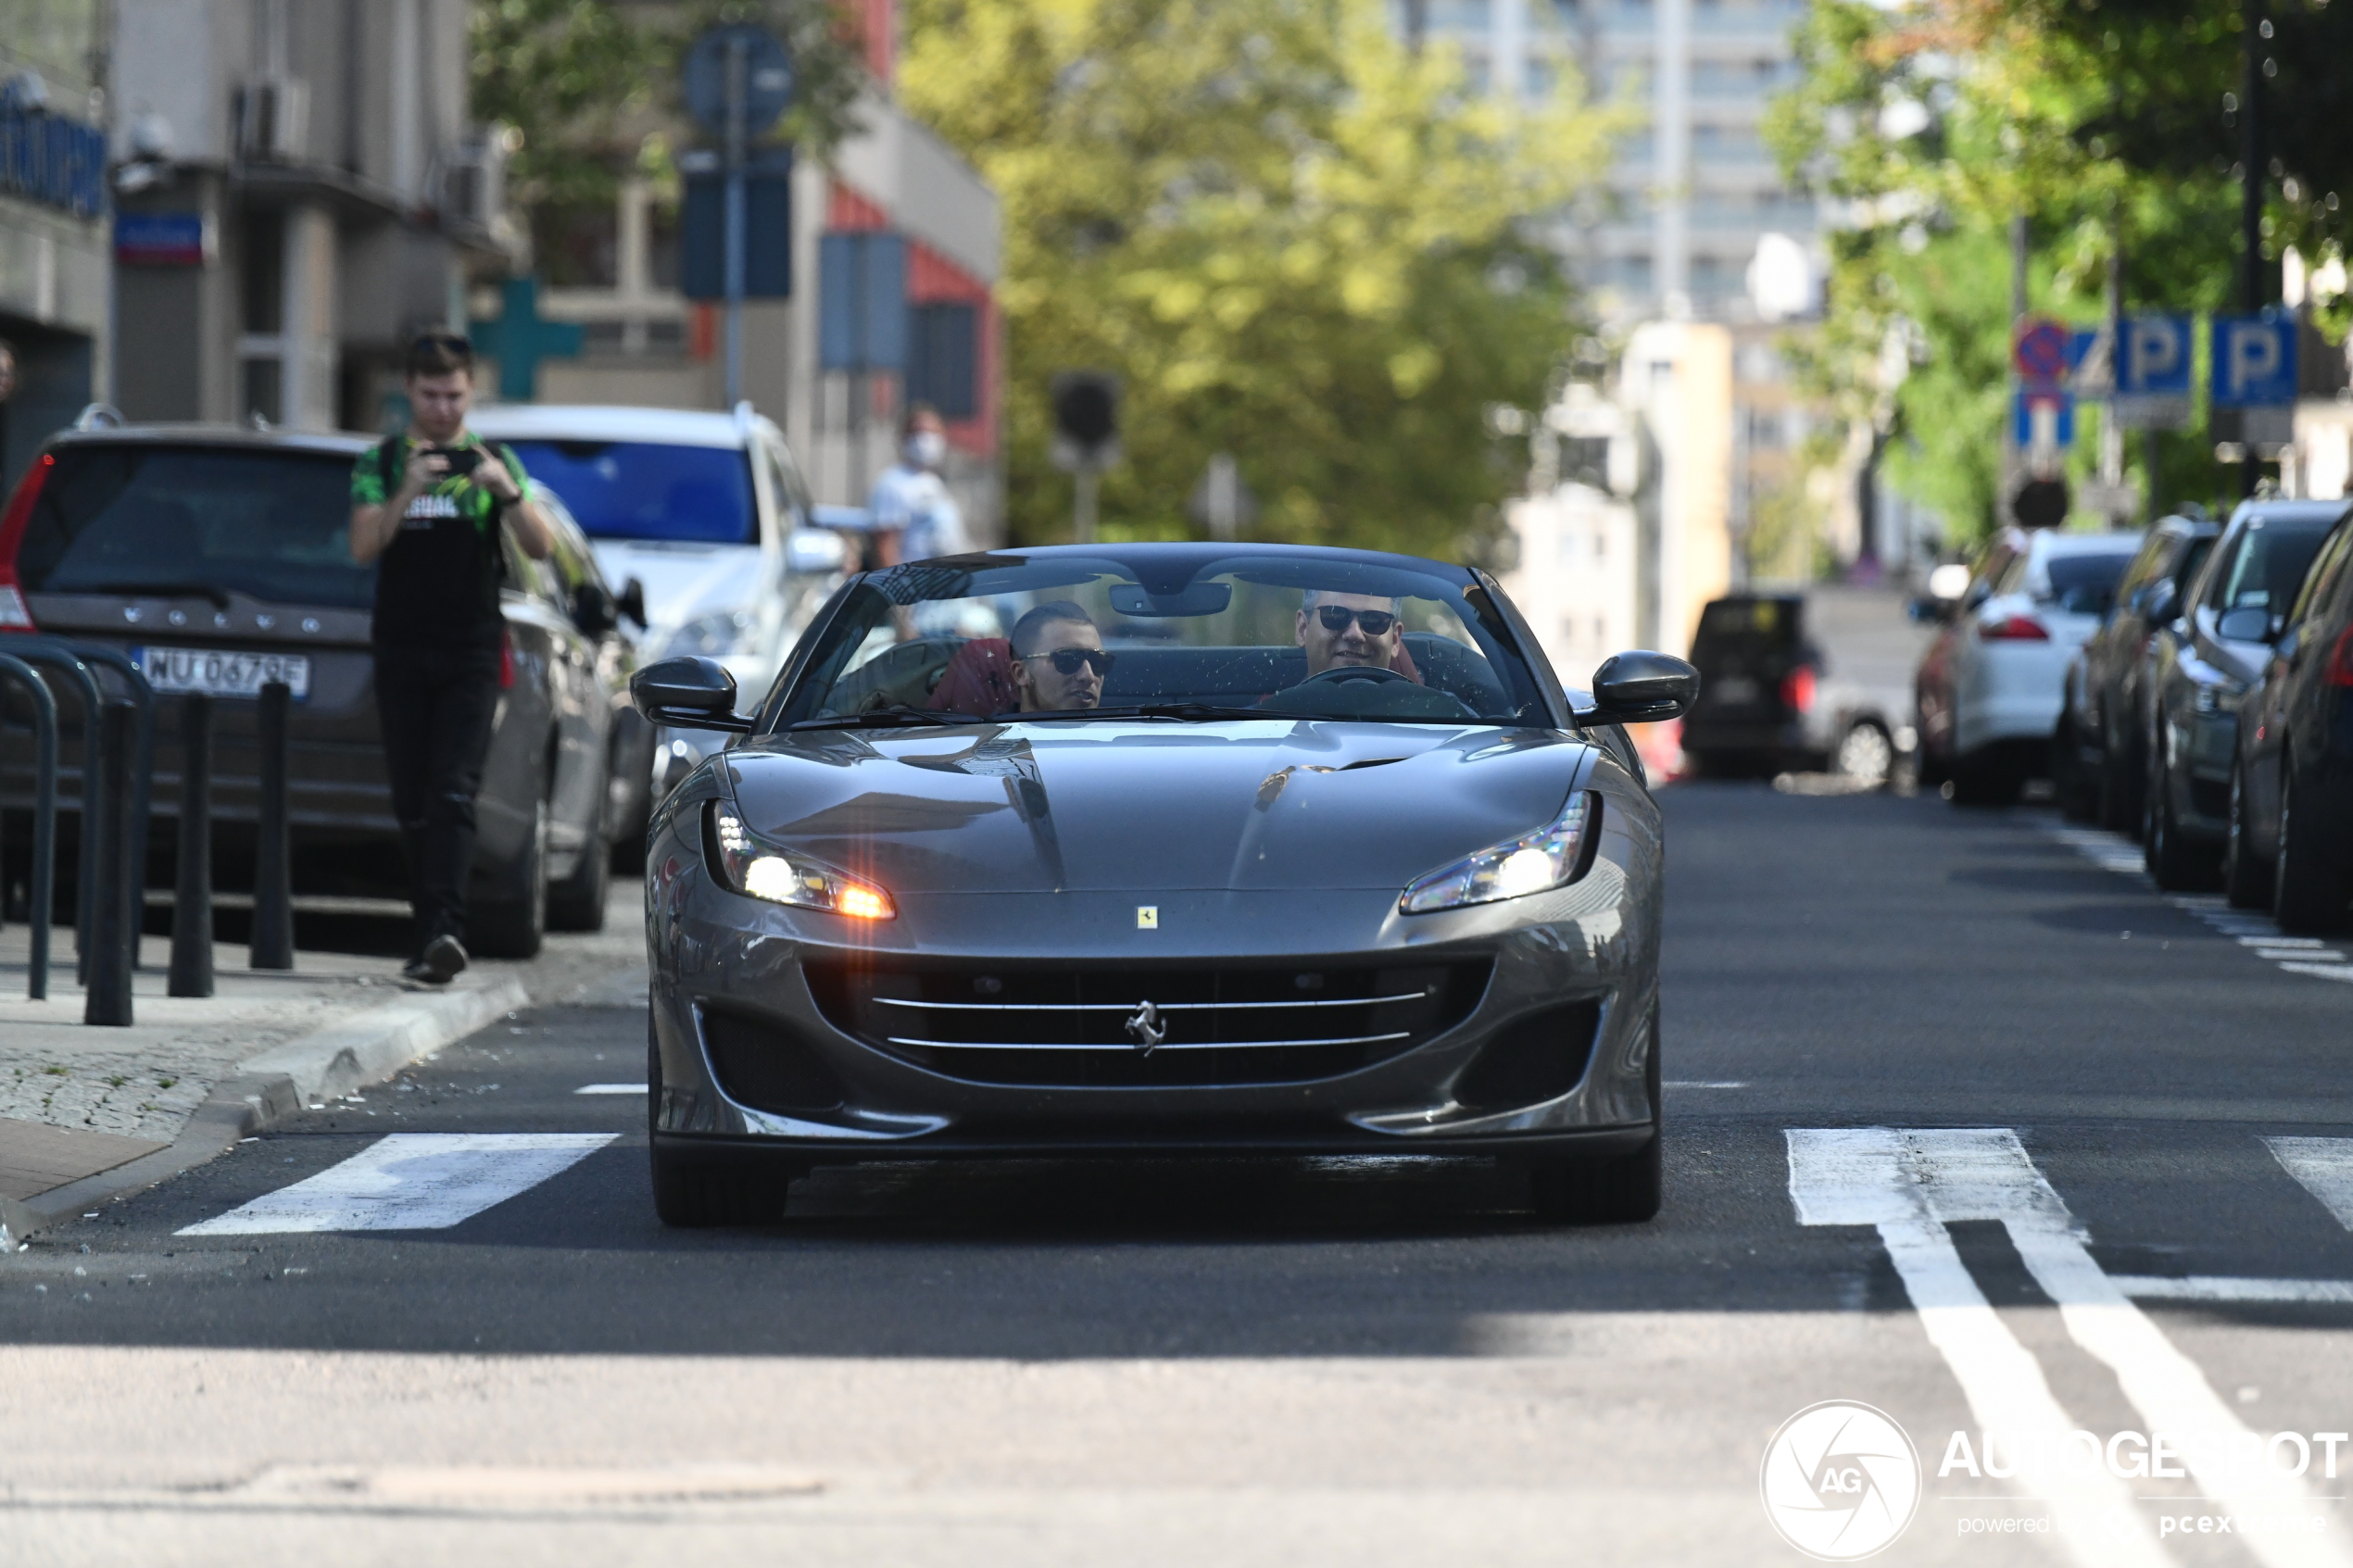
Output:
[69,582,233,608]
[785,705,986,731]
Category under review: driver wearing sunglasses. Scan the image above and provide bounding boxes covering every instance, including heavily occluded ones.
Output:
[1009,600,1114,712]
[1298,590,1409,677]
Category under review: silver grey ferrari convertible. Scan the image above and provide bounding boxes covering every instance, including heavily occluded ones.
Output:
[631,543,1696,1227]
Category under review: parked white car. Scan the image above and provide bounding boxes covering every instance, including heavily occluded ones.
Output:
[1918,528,2142,804]
[469,403,847,800]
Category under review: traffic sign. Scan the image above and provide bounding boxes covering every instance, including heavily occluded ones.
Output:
[2012,390,2074,449]
[685,25,794,137]
[2014,317,2071,387]
[2121,315,2193,395]
[2209,313,2297,408]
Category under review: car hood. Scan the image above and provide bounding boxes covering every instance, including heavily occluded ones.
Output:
[723,721,1592,894]
[588,541,765,641]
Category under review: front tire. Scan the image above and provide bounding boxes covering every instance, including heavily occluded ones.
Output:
[647,1028,804,1226]
[1529,1000,1661,1224]
[547,772,611,933]
[1946,750,2020,807]
[471,797,548,959]
[2273,758,2350,934]
[2222,760,2273,909]
[2145,749,2219,891]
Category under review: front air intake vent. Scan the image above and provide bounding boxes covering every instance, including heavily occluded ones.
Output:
[699,1007,848,1115]
[1451,998,1603,1113]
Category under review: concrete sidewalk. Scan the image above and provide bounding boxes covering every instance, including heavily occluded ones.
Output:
[0,881,646,1239]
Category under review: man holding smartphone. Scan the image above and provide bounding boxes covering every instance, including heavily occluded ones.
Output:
[350,332,552,984]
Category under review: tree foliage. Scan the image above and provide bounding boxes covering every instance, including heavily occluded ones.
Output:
[1767,0,2341,547]
[897,0,1617,557]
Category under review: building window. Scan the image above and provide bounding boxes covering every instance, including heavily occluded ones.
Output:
[906,302,978,420]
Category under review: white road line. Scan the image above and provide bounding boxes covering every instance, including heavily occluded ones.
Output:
[2115,1275,2353,1305]
[2269,1139,2353,1233]
[1788,1129,2171,1568]
[2044,826,2353,984]
[574,1083,648,1095]
[1662,1080,1747,1089]
[2240,936,2331,948]
[1793,1127,2353,1568]
[2281,963,2353,984]
[179,1134,618,1236]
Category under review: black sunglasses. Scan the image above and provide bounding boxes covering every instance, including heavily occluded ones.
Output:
[1024,647,1115,676]
[1315,605,1398,636]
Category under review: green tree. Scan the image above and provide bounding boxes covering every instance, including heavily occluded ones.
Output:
[897,0,1617,556]
[1766,1,2311,547]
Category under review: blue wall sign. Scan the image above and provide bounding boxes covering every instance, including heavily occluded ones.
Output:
[0,103,107,219]
[115,211,211,266]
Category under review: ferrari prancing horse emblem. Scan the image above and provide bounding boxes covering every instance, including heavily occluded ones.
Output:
[1125,1000,1167,1055]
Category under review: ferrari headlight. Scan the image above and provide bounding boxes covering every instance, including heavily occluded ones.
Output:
[709,802,894,919]
[1400,792,1598,914]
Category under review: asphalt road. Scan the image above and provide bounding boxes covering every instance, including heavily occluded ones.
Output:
[6,782,2352,1566]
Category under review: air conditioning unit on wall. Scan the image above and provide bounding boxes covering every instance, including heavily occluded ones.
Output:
[236,77,309,163]
[439,129,522,258]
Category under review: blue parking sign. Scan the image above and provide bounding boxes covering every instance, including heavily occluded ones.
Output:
[2210,314,2297,407]
[2121,315,2193,396]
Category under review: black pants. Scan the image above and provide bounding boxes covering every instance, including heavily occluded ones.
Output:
[373,644,499,949]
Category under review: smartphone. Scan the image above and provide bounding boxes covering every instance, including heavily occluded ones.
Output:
[429,445,484,476]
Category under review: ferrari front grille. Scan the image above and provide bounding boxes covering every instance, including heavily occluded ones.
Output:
[802,959,1491,1087]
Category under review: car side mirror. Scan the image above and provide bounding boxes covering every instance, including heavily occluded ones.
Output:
[572,581,618,637]
[2215,606,2272,643]
[616,576,648,630]
[631,656,754,733]
[1573,650,1700,726]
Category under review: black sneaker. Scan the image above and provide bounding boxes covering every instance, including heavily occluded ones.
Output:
[401,934,468,985]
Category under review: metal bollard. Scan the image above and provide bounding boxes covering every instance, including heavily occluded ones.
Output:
[0,653,58,1000]
[51,643,157,970]
[250,680,294,971]
[169,693,215,998]
[83,701,134,1026]
[15,648,103,984]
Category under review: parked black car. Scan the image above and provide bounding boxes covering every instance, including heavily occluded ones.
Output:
[2139,500,2343,890]
[0,423,653,954]
[2226,507,2353,930]
[2056,511,2219,825]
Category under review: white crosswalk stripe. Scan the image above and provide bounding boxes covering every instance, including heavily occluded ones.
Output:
[2042,826,2353,982]
[1789,1127,2353,1568]
[178,1133,619,1236]
[574,1083,648,1096]
[2270,1138,2353,1233]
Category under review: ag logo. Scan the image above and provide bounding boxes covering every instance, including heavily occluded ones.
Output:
[1758,1401,1920,1561]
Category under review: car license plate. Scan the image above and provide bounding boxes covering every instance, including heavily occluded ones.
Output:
[1711,675,1759,703]
[135,646,311,700]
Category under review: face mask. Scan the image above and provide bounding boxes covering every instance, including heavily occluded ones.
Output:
[906,432,948,469]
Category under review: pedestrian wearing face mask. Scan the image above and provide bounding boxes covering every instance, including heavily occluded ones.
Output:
[867,404,968,565]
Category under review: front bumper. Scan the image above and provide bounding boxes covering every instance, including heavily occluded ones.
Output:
[644,780,1664,1163]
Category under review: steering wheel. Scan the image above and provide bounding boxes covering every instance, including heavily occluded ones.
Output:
[1302,664,1412,686]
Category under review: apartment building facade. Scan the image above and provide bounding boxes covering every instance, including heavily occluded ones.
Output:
[0,0,112,491]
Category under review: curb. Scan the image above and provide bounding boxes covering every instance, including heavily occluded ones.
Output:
[0,973,528,1243]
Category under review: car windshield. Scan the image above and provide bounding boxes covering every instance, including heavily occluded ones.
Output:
[500,439,757,546]
[772,551,1552,728]
[2032,546,2136,616]
[18,444,373,608]
[2211,516,2338,616]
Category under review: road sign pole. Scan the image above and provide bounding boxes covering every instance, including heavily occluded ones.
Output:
[1074,468,1099,546]
[724,34,748,408]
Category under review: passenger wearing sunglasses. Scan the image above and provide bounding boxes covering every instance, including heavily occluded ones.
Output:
[1009,600,1112,712]
[1297,590,1414,679]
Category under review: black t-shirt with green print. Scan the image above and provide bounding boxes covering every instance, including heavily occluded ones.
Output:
[351,433,530,651]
